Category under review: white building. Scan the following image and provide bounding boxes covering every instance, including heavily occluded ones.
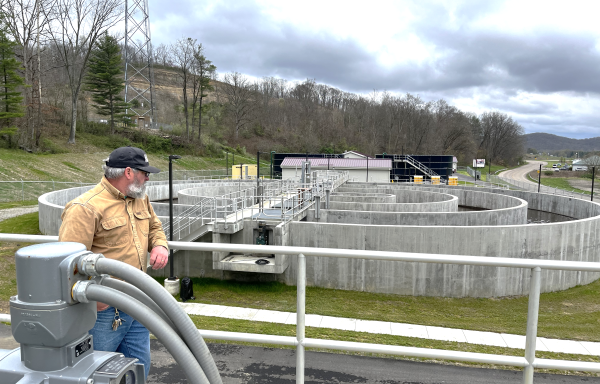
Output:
[280,157,392,182]
[342,150,369,159]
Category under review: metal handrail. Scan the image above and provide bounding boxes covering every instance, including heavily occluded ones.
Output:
[393,155,439,179]
[2,233,600,383]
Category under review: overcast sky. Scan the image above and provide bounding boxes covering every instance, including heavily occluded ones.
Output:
[145,0,600,139]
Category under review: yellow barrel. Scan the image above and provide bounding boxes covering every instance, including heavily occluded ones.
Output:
[431,176,440,185]
[448,176,458,186]
[414,175,423,184]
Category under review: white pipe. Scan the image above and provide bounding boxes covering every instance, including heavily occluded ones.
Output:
[2,235,600,272]
[523,267,541,384]
[302,338,529,366]
[296,254,306,384]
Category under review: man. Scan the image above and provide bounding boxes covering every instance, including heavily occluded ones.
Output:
[58,146,169,378]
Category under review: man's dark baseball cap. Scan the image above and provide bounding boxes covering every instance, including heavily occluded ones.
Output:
[106,147,160,173]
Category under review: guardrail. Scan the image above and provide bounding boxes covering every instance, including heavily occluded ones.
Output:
[2,233,600,383]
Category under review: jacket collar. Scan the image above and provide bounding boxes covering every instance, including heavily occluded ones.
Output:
[101,176,128,200]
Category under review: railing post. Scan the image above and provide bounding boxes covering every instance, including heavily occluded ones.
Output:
[296,253,306,384]
[523,266,541,384]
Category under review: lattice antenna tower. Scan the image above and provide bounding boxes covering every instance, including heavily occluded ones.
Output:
[124,0,156,127]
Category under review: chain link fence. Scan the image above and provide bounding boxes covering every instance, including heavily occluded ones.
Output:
[0,181,95,203]
[149,169,228,181]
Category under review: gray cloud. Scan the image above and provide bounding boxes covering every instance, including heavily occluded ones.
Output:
[148,0,600,138]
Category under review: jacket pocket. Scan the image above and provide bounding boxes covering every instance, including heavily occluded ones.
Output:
[100,215,130,246]
[134,210,151,236]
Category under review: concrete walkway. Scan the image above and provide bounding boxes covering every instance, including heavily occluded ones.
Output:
[176,303,600,356]
[0,206,38,222]
[2,303,599,356]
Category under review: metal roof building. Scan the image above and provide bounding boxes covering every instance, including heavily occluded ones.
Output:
[280,157,391,182]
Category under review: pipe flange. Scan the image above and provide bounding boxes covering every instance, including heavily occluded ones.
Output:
[77,253,105,276]
[72,280,96,303]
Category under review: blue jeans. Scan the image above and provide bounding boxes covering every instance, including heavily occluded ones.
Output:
[89,306,151,378]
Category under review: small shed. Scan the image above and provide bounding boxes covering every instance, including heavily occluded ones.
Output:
[280,158,391,182]
[342,151,369,159]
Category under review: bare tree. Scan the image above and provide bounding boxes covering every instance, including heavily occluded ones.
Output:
[153,43,170,67]
[171,37,195,139]
[220,72,256,140]
[479,111,524,172]
[44,0,122,144]
[3,0,54,148]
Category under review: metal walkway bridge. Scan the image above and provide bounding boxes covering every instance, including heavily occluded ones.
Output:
[162,171,350,242]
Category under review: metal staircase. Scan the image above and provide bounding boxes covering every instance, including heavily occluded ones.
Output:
[393,155,439,179]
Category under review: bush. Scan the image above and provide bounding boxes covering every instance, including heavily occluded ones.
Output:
[0,127,19,149]
[84,121,110,135]
[544,171,554,176]
[40,138,68,154]
[204,141,222,157]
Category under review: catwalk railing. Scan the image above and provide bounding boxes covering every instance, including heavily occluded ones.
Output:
[163,171,350,238]
[1,233,599,383]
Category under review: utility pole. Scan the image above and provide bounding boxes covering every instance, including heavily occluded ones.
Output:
[538,164,542,193]
[168,154,181,282]
[592,167,596,202]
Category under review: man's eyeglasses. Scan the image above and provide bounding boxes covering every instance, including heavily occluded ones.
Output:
[134,169,150,177]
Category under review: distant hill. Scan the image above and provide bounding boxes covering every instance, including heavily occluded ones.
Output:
[524,133,600,151]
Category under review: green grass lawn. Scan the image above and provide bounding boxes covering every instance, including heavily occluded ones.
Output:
[0,200,38,210]
[0,212,42,310]
[177,276,600,343]
[190,315,600,373]
[526,173,592,195]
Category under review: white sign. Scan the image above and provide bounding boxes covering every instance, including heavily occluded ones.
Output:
[473,159,486,168]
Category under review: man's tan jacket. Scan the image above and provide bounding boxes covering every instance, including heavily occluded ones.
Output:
[58,177,168,271]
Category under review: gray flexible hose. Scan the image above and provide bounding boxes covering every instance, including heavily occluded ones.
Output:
[94,258,222,384]
[99,277,179,334]
[85,284,210,384]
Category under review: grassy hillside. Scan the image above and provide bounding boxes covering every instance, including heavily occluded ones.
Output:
[0,130,259,183]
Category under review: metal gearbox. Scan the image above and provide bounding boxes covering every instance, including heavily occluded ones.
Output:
[0,242,144,384]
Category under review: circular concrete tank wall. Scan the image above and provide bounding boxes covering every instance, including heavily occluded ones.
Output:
[330,193,396,204]
[39,179,600,299]
[284,183,600,297]
[327,190,458,212]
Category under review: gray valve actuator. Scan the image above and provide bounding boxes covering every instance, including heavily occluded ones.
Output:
[0,242,144,384]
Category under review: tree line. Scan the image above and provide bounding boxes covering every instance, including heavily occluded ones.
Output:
[0,0,525,168]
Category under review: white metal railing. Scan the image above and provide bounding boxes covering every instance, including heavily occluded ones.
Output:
[163,171,350,238]
[3,233,600,383]
[254,170,349,223]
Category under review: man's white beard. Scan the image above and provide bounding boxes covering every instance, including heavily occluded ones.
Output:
[126,177,146,199]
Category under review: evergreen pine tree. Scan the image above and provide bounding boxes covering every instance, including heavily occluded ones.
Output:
[0,17,25,146]
[84,34,130,134]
